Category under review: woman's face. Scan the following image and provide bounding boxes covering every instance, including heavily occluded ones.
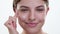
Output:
[16,0,48,33]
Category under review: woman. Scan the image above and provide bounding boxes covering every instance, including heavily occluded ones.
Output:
[4,0,49,34]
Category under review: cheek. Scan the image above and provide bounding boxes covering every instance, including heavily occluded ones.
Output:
[17,13,28,26]
[21,15,26,20]
[36,13,45,20]
[18,13,28,21]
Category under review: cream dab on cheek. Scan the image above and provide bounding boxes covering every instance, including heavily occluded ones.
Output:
[22,15,26,19]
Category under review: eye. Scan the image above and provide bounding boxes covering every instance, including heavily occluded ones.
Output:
[20,9,29,13]
[21,9,28,11]
[36,8,44,11]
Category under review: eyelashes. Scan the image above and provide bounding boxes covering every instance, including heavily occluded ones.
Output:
[20,9,29,11]
[36,9,44,11]
[20,9,29,13]
[19,8,45,13]
[36,8,45,12]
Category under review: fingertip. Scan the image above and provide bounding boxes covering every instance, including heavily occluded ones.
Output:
[13,15,17,19]
[9,16,13,20]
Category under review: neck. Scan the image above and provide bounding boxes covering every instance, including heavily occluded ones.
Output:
[22,29,47,34]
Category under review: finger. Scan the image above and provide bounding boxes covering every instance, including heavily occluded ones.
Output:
[9,16,16,22]
[9,16,17,28]
[4,16,17,30]
[4,20,12,28]
[4,16,14,27]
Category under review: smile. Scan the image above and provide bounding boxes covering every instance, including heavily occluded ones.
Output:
[25,22,38,28]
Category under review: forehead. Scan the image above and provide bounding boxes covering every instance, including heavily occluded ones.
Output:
[17,0,46,8]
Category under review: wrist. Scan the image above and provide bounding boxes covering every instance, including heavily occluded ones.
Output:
[8,29,19,34]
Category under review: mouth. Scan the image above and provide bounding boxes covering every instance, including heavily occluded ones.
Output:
[25,22,38,28]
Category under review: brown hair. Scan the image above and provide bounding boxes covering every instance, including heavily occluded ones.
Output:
[13,0,49,11]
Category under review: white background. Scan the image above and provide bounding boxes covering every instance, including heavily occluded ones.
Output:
[0,0,60,34]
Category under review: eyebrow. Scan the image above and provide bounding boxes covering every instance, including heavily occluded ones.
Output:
[20,6,29,8]
[20,5,44,8]
[36,5,44,8]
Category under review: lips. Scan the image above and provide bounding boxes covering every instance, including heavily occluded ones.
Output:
[26,22,38,28]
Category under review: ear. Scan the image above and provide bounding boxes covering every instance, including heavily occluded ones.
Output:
[46,7,49,15]
[13,8,16,13]
[13,8,18,17]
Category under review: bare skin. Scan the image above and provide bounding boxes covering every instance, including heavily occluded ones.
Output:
[4,0,49,34]
[4,15,19,34]
[4,15,47,34]
[22,30,47,34]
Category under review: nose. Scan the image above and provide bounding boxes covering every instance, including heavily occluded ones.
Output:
[29,11,35,21]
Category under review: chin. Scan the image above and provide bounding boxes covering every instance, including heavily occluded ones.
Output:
[23,22,44,34]
[29,30,38,33]
[25,27,41,34]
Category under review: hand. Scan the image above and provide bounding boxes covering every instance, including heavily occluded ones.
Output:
[4,15,19,34]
